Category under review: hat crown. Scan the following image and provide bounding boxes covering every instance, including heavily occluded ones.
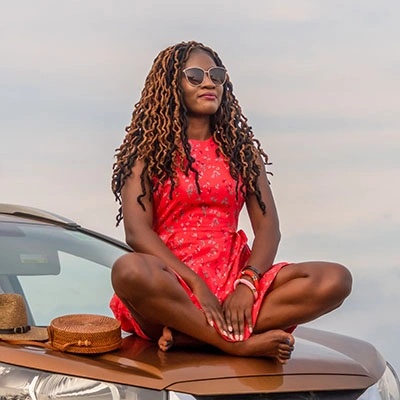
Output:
[0,293,48,341]
[0,294,29,329]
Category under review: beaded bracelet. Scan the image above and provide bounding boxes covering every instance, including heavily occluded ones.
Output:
[243,265,262,278]
[241,269,260,291]
[234,278,259,300]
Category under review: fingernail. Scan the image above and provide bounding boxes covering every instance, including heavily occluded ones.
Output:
[249,326,253,333]
[209,321,214,327]
[235,334,240,341]
[223,330,228,336]
[239,334,243,341]
[228,325,233,332]
[286,338,291,344]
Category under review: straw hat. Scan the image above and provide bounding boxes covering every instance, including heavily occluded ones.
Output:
[0,293,48,341]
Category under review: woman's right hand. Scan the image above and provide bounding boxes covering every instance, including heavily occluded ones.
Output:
[190,279,230,339]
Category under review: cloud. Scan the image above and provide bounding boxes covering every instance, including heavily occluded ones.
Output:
[2,0,400,374]
[224,0,321,22]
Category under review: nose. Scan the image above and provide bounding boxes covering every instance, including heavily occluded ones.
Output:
[202,71,215,87]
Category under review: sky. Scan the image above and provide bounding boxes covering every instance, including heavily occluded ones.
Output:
[1,0,399,373]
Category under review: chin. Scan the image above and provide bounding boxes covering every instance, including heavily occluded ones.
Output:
[188,109,219,117]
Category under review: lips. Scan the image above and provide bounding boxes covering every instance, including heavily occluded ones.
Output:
[199,92,217,100]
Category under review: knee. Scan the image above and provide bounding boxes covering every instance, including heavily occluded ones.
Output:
[324,263,353,303]
[111,253,147,293]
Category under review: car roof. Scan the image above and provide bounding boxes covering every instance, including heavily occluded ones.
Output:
[0,203,80,227]
[0,203,131,251]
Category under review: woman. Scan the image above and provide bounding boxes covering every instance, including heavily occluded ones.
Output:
[110,41,352,364]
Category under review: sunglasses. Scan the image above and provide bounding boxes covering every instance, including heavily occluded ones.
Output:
[183,66,227,87]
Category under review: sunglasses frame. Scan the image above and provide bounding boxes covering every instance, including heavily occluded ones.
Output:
[182,66,227,87]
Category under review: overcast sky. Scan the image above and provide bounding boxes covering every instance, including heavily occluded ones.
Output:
[1,0,399,372]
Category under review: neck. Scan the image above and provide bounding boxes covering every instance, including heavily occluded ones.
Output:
[186,115,211,141]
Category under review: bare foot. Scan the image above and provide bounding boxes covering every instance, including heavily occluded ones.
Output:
[158,326,173,352]
[233,330,295,364]
[159,327,294,364]
[158,326,207,351]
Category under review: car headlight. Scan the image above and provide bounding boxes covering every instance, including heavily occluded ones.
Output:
[358,362,400,399]
[0,362,165,400]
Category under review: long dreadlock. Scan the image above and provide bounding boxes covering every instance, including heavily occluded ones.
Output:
[112,41,271,226]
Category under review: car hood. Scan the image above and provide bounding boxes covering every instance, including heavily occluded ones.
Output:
[0,326,385,394]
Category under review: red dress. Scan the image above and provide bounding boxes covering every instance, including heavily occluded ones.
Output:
[110,137,289,341]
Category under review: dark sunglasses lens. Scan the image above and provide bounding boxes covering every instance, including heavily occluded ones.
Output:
[209,68,226,85]
[185,68,205,85]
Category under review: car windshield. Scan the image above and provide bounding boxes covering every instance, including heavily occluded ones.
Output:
[0,219,128,326]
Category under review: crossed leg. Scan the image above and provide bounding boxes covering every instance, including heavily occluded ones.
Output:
[158,261,352,357]
[253,261,353,333]
[111,254,351,363]
[111,253,295,363]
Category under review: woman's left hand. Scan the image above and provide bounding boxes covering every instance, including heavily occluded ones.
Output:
[222,284,254,341]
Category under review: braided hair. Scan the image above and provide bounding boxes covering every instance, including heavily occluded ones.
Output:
[112,41,271,226]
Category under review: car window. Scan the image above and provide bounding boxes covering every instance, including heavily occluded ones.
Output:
[0,221,128,326]
[19,251,114,325]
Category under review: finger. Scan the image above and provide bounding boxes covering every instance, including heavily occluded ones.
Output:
[237,318,244,342]
[207,305,230,338]
[231,312,243,341]
[238,311,247,341]
[244,307,253,334]
[213,310,231,338]
[203,309,215,327]
[223,309,234,333]
[230,308,244,341]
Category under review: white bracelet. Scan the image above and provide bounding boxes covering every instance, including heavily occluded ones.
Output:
[233,278,258,300]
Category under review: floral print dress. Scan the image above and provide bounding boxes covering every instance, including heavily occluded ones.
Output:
[110,137,288,341]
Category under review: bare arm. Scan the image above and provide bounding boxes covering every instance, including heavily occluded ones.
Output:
[121,159,201,288]
[222,154,281,338]
[120,160,230,334]
[245,155,281,274]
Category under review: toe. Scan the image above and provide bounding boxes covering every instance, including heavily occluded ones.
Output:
[158,326,174,352]
[162,326,173,342]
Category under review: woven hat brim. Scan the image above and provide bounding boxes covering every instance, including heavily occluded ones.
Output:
[0,326,48,342]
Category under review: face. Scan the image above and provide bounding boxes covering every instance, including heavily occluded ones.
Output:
[181,49,224,117]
